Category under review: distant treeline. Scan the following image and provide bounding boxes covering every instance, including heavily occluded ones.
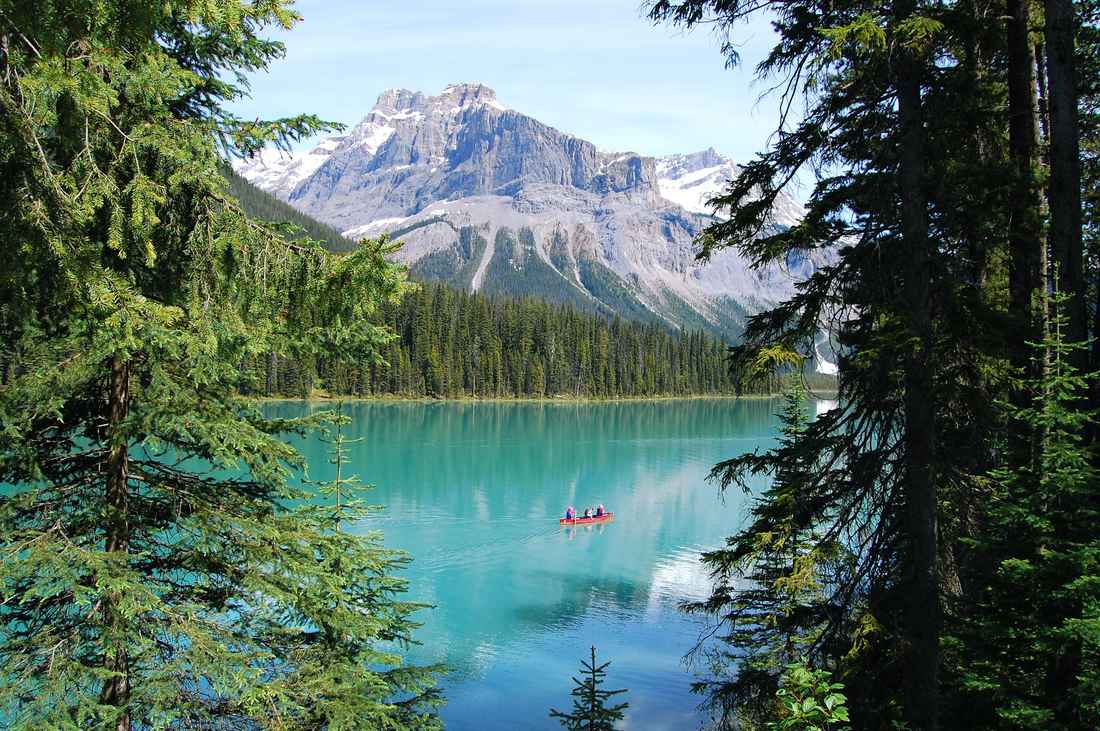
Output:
[247,282,833,399]
[222,167,833,400]
[222,165,358,252]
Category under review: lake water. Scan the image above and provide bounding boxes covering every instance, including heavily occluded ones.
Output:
[264,398,795,730]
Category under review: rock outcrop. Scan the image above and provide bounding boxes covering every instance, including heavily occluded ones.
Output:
[236,83,824,344]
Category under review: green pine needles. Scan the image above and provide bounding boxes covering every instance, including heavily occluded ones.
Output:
[549,646,629,731]
[948,296,1100,728]
[686,379,850,728]
[0,1,440,729]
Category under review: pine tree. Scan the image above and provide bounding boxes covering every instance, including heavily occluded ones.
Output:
[647,0,1020,726]
[304,406,446,728]
[686,378,852,728]
[948,297,1100,729]
[0,2,440,728]
[549,646,629,731]
[649,0,1098,727]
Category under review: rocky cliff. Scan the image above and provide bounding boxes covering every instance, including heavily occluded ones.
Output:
[236,83,826,348]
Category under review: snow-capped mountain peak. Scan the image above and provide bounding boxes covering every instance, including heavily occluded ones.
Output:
[234,83,816,342]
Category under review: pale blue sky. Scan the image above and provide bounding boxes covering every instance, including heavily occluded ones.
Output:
[228,0,785,162]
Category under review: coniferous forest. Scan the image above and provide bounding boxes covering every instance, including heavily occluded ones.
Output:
[648,0,1100,729]
[221,159,805,400]
[223,172,792,400]
[1,0,1098,730]
[251,281,806,399]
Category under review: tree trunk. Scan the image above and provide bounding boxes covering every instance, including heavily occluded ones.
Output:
[896,16,939,729]
[1006,0,1046,460]
[99,356,131,731]
[1045,0,1086,359]
[1092,277,1100,440]
[1007,0,1043,331]
[265,350,277,395]
[1035,42,1050,144]
[961,0,991,289]
[1044,1,1088,709]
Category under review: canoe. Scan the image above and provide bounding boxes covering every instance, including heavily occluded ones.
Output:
[559,512,614,526]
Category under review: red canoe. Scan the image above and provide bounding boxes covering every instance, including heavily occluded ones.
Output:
[559,512,614,526]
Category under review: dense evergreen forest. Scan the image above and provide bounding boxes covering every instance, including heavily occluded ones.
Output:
[224,164,820,400]
[3,0,1098,729]
[651,0,1100,729]
[223,165,359,252]
[251,281,830,399]
[0,3,443,728]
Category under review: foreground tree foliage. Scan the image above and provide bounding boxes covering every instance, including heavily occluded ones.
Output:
[947,304,1100,728]
[687,380,854,726]
[0,1,441,729]
[769,662,851,731]
[549,646,629,731]
[651,0,1098,728]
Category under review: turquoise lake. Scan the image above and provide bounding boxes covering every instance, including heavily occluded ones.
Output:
[264,398,815,730]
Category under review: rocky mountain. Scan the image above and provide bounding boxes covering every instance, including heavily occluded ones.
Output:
[236,83,828,352]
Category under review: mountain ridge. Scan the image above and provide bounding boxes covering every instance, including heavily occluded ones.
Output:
[236,83,828,352]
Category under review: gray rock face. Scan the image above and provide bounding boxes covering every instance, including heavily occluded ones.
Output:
[236,83,828,356]
[254,82,660,232]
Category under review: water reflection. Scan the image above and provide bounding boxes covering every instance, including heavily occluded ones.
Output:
[264,398,784,729]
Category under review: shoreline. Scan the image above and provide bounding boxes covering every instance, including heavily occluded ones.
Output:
[246,390,839,405]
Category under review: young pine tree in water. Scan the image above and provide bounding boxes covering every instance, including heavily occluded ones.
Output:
[0,1,439,728]
[549,646,629,730]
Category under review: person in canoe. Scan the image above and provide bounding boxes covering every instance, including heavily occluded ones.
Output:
[596,503,605,517]
[583,507,592,518]
[565,505,575,520]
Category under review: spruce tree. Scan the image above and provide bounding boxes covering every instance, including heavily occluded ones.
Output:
[647,0,1021,726]
[649,0,1098,727]
[549,646,629,731]
[0,2,440,728]
[948,298,1100,729]
[686,378,851,728]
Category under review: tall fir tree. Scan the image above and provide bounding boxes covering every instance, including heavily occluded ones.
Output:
[685,378,852,728]
[647,0,1099,726]
[947,298,1100,729]
[0,1,440,729]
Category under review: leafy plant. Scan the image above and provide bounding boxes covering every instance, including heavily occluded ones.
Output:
[770,662,851,731]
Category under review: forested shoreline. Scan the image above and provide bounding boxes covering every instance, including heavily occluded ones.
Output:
[221,163,824,401]
[221,171,824,401]
[246,281,836,399]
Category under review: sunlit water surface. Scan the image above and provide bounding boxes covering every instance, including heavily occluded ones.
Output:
[266,398,800,730]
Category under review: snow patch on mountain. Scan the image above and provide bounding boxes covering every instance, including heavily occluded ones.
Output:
[656,162,732,216]
[343,217,408,238]
[815,341,839,375]
[235,83,818,342]
[654,147,806,228]
[236,136,345,199]
[470,229,496,292]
